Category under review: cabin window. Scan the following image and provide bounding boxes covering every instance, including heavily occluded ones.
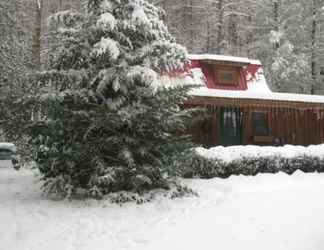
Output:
[219,108,243,146]
[251,112,269,136]
[223,110,239,137]
[214,66,239,86]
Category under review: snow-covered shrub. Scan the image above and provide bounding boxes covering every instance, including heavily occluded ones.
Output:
[26,0,196,199]
[182,152,227,178]
[169,184,198,200]
[107,191,150,204]
[106,183,198,204]
[183,146,324,178]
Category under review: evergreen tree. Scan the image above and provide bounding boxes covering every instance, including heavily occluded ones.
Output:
[27,0,194,198]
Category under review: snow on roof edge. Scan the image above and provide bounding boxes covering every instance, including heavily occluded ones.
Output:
[188,54,261,65]
[190,87,324,105]
[248,59,262,65]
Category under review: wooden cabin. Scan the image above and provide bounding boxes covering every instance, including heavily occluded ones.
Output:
[161,54,324,147]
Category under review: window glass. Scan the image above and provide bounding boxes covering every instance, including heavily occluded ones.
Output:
[214,66,239,85]
[222,109,242,137]
[252,112,269,136]
[223,110,237,136]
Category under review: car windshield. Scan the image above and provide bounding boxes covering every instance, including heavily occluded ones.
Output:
[0,143,16,154]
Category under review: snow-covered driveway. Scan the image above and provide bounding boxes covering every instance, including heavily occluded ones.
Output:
[1,167,324,250]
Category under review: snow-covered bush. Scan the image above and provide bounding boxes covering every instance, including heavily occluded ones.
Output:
[183,146,324,178]
[26,0,196,199]
[106,183,198,204]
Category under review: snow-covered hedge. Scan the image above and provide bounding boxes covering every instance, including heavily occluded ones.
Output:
[183,145,324,178]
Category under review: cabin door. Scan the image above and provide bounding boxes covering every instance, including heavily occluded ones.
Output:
[219,108,243,146]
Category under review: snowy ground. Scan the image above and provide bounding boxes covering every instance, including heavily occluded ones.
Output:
[1,165,324,250]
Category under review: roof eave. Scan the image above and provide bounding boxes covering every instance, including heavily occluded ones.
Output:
[187,95,324,110]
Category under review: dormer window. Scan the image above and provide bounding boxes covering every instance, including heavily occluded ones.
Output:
[214,65,239,86]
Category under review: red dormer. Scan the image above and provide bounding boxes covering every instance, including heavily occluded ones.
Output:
[189,54,262,91]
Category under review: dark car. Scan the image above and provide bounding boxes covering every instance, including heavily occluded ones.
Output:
[0,142,20,170]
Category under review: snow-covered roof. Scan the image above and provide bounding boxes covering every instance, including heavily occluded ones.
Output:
[190,87,324,104]
[158,54,324,105]
[246,68,271,94]
[189,54,262,65]
[158,65,273,96]
[247,75,271,93]
[187,54,324,104]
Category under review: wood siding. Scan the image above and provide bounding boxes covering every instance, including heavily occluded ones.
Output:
[186,97,324,146]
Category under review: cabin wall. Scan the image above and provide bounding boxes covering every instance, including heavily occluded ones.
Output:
[189,105,324,147]
[244,108,324,146]
[190,106,220,147]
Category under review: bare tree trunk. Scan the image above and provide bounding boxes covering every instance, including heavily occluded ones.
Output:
[206,16,211,53]
[311,0,317,94]
[228,11,238,54]
[216,0,224,54]
[184,0,194,52]
[59,0,63,10]
[246,14,253,57]
[31,0,42,70]
[273,0,280,50]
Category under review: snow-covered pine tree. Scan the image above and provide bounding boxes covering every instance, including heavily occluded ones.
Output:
[27,0,195,198]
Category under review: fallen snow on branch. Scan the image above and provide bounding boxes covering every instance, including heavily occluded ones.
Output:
[196,144,324,163]
[97,12,116,31]
[92,37,120,60]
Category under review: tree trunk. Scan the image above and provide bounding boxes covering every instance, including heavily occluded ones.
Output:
[273,0,280,50]
[216,0,224,54]
[186,0,194,52]
[31,0,42,70]
[311,0,317,94]
[246,14,253,57]
[206,16,211,53]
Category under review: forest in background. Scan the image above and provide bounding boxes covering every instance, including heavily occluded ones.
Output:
[1,0,324,95]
